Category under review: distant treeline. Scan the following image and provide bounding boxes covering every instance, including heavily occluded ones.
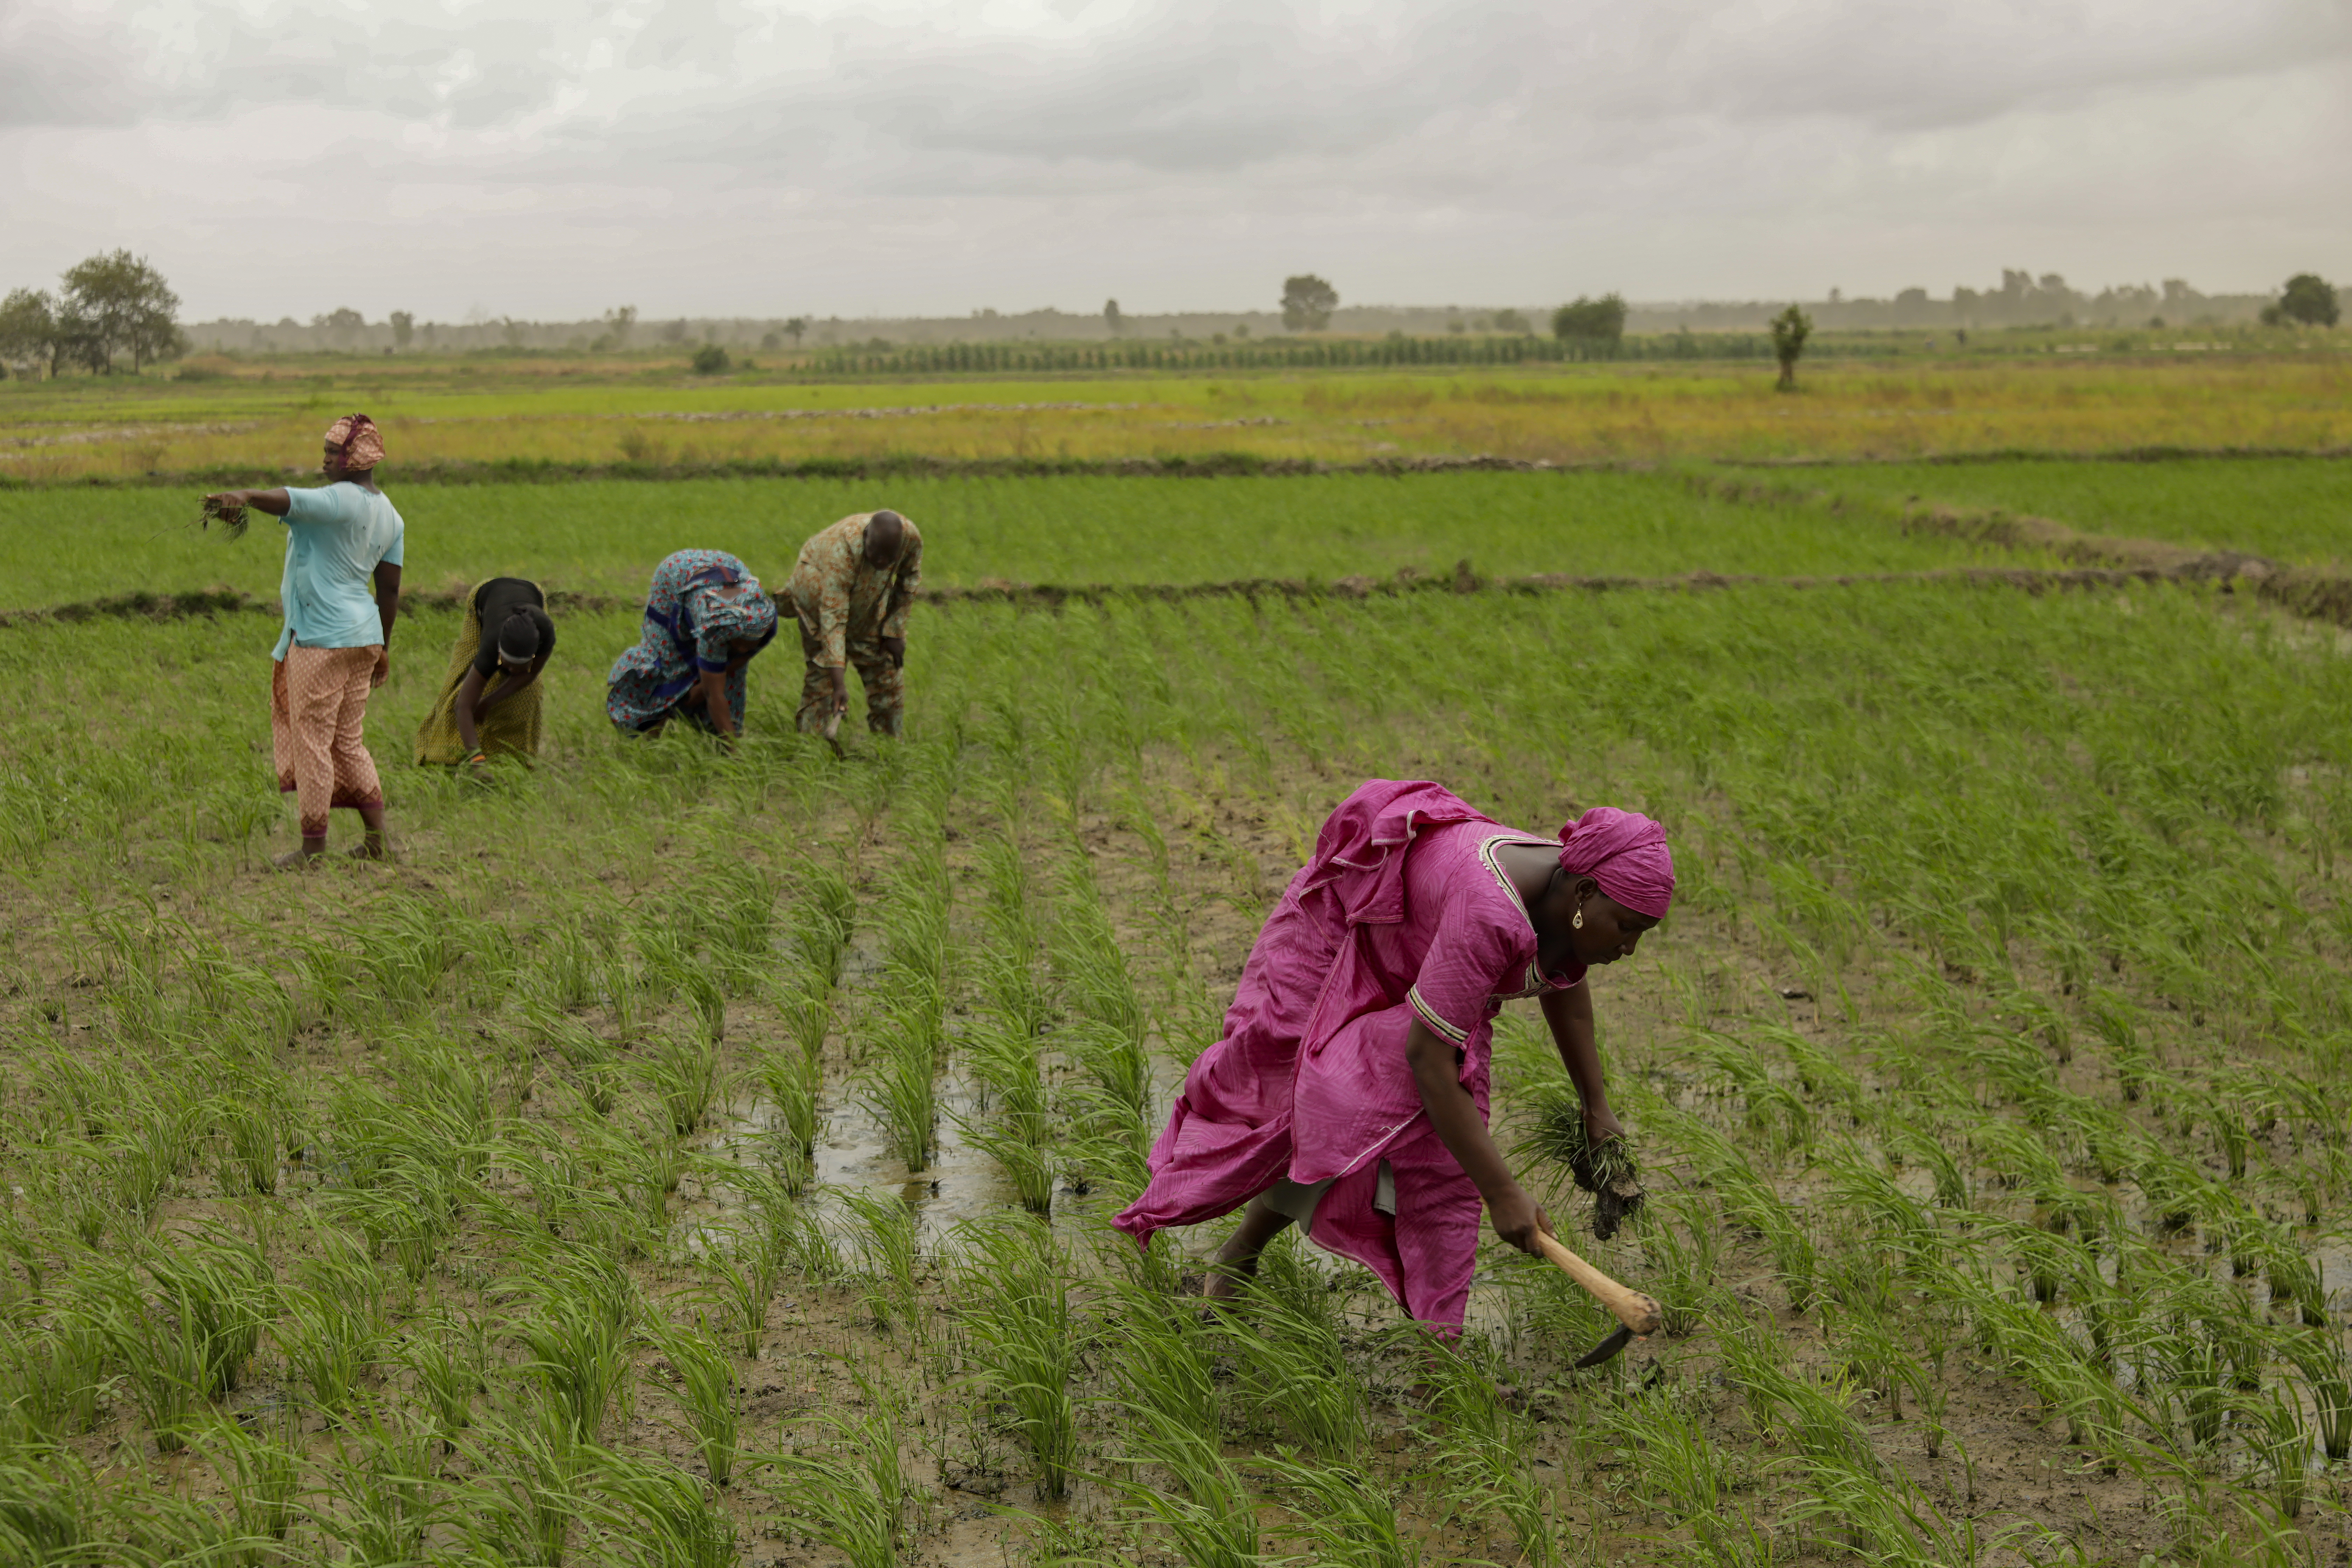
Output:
[176,270,2317,360]
[804,332,1905,376]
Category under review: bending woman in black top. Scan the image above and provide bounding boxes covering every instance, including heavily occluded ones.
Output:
[415,578,557,772]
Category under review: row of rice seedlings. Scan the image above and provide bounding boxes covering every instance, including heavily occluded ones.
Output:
[952,1214,1080,1499]
[762,1363,913,1568]
[644,1314,747,1488]
[1412,1335,1555,1568]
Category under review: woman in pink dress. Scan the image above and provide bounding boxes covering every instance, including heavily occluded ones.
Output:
[1111,779,1674,1334]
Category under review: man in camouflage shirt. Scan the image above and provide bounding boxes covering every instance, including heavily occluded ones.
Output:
[786,509,922,737]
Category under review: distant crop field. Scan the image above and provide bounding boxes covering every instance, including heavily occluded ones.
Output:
[1768,455,2352,567]
[2,574,2348,1562]
[0,470,2043,611]
[4,351,2347,482]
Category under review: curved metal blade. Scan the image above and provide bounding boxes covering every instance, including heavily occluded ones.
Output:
[1574,1325,1635,1369]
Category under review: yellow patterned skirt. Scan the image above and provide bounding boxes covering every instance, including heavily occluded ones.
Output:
[413,583,544,764]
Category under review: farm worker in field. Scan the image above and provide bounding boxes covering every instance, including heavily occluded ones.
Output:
[786,509,922,739]
[413,579,558,772]
[1113,780,1672,1335]
[604,550,778,742]
[202,414,404,867]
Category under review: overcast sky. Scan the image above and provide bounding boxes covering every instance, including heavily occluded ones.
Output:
[4,0,2347,322]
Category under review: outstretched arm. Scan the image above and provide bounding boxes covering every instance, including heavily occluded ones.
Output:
[1404,1017,1551,1254]
[202,487,292,517]
[1540,984,1621,1144]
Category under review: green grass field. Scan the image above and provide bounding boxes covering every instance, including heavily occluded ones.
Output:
[3,564,2350,1563]
[0,470,2047,611]
[1781,455,2352,565]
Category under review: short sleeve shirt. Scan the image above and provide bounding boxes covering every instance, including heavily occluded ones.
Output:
[1383,832,1587,1049]
[273,482,405,660]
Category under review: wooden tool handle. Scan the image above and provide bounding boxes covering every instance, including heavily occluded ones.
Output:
[1537,1232,1662,1337]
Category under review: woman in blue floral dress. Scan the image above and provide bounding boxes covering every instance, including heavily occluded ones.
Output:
[606,550,780,739]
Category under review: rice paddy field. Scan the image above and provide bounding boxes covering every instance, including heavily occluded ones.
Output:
[2,347,2348,480]
[0,470,2064,612]
[6,348,2352,1567]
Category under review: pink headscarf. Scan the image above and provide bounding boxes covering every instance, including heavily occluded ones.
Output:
[1559,806,1675,918]
[324,413,385,470]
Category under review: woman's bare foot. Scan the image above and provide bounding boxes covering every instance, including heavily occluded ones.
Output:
[1200,1257,1258,1307]
[346,840,393,862]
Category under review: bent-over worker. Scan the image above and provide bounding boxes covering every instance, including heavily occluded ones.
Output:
[415,578,557,772]
[787,509,922,739]
[605,549,778,743]
[1112,780,1673,1335]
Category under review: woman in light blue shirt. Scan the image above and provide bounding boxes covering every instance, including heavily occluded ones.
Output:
[204,414,405,866]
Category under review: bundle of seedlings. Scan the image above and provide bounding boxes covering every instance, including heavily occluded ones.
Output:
[1521,1080,1645,1240]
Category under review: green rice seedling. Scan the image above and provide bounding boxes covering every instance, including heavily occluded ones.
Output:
[1410,1338,1553,1568]
[1060,1018,1153,1133]
[953,1214,1079,1499]
[862,1029,937,1172]
[2257,1231,2326,1326]
[691,1229,781,1364]
[142,1230,274,1400]
[1259,1450,1420,1568]
[2254,1387,2310,1519]
[509,1248,640,1441]
[975,943,1050,1040]
[596,1449,740,1568]
[638,1029,727,1138]
[4,1301,110,1437]
[2289,1331,2352,1461]
[754,1042,822,1182]
[451,1399,608,1568]
[840,1189,920,1335]
[1587,1384,1738,1548]
[0,1450,102,1565]
[1051,860,1145,1043]
[397,1308,491,1435]
[214,1085,289,1196]
[774,1194,846,1284]
[704,858,780,991]
[192,1410,302,1556]
[309,1410,442,1567]
[527,999,623,1114]
[791,858,858,988]
[1635,1197,1723,1338]
[1100,1402,1270,1568]
[644,1317,744,1488]
[759,1379,909,1568]
[1098,1269,1220,1438]
[91,1267,223,1450]
[960,1116,1056,1216]
[1208,1289,1367,1460]
[773,961,835,1062]
[280,1279,388,1418]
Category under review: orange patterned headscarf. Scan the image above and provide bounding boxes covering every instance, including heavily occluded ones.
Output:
[324,413,385,470]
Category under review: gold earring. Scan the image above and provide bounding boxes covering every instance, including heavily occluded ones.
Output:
[1572,908,1584,930]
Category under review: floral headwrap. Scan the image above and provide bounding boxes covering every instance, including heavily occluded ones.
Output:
[324,413,385,470]
[688,577,778,666]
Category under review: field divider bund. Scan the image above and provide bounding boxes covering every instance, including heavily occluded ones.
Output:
[11,559,2343,633]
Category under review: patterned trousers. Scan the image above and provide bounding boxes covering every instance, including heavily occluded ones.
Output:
[272,645,384,838]
[796,627,905,737]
